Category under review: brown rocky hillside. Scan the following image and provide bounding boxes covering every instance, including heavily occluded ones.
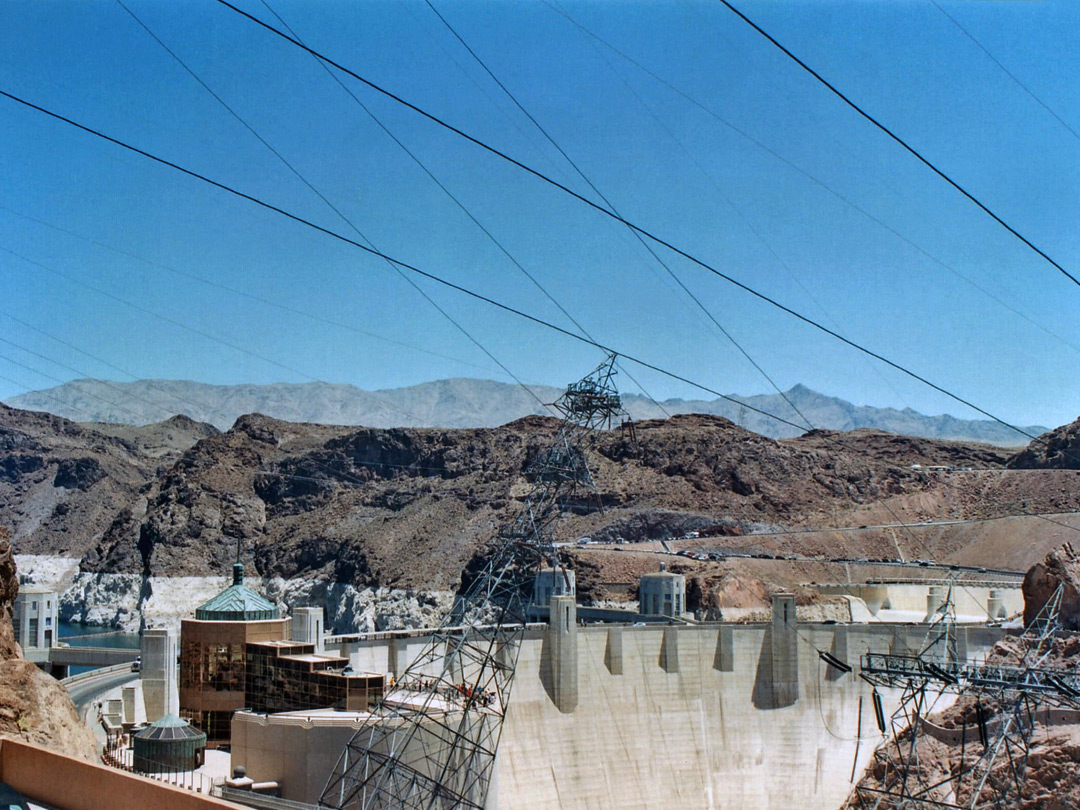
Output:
[5,402,1080,602]
[0,404,216,558]
[79,412,1031,589]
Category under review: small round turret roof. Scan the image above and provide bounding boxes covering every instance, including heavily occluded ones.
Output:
[195,563,279,621]
[134,714,206,742]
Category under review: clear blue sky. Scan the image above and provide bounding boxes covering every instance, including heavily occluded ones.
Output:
[1,0,1078,430]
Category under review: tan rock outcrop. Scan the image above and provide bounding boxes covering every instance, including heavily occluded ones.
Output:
[0,530,18,660]
[1023,543,1080,630]
[0,527,98,760]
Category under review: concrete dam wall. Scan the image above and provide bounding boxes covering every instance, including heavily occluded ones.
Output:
[232,608,1004,810]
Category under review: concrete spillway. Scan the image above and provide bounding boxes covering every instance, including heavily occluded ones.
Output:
[231,602,1005,810]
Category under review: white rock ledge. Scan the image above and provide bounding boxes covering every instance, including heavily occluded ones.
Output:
[14,555,454,637]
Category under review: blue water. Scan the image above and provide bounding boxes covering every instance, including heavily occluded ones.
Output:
[59,621,141,675]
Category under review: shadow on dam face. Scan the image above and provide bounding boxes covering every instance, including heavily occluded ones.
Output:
[751,626,776,710]
[751,625,799,710]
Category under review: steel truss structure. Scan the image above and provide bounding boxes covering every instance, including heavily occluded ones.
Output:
[319,356,625,810]
[855,585,1073,810]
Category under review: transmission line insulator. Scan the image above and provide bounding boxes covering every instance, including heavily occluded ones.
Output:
[872,690,886,734]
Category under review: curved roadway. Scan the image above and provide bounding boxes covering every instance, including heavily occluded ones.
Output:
[67,666,139,717]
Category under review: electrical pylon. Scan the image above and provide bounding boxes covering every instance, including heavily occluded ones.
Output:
[855,583,1078,810]
[319,356,625,810]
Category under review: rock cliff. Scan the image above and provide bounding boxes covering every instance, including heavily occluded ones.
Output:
[1008,416,1080,469]
[1023,543,1080,630]
[0,527,99,760]
[0,404,216,558]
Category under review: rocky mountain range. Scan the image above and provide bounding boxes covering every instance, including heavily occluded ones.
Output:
[3,398,1078,604]
[5,378,1047,445]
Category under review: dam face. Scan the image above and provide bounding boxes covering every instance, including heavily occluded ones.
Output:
[497,619,1000,810]
[232,614,1004,810]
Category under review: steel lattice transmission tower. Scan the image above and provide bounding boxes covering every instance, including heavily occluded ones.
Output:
[319,355,626,810]
[855,584,1078,810]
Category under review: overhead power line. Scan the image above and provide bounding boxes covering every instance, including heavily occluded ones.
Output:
[0,241,423,426]
[0,87,1043,447]
[543,0,1080,360]
[0,88,810,435]
[116,0,553,421]
[0,204,504,378]
[426,0,788,424]
[930,0,1080,145]
[212,1,1080,551]
[196,4,1046,440]
[0,352,147,424]
[716,0,1080,289]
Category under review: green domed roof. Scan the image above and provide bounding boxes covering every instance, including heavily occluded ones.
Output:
[195,563,279,621]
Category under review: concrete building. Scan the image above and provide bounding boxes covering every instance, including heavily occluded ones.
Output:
[142,628,179,723]
[244,640,383,714]
[179,564,381,747]
[291,606,324,653]
[637,565,685,618]
[532,567,575,607]
[12,587,58,664]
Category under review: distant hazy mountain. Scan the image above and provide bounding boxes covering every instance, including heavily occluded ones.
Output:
[4,378,1046,445]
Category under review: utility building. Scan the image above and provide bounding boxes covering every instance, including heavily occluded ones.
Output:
[533,567,576,607]
[179,562,382,747]
[245,641,384,714]
[638,566,686,618]
[132,713,206,774]
[13,588,57,665]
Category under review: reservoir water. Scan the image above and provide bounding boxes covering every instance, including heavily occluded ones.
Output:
[59,621,141,675]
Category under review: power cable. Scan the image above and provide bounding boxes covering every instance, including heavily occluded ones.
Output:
[0,89,815,435]
[0,373,111,423]
[0,203,504,379]
[496,3,817,428]
[930,0,1080,145]
[15,87,1080,530]
[8,84,1075,491]
[8,83,1070,469]
[368,3,1080,556]
[420,0,703,420]
[0,353,147,424]
[0,241,423,426]
[0,310,289,431]
[550,1,968,414]
[195,7,1047,441]
[0,336,181,424]
[116,1,553,422]
[715,0,1079,289]
[543,0,1080,359]
[393,0,583,192]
